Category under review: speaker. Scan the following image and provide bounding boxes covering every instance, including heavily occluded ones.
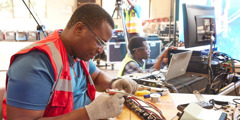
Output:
[106,41,127,64]
[147,40,162,59]
[27,31,37,41]
[16,31,27,41]
[5,31,16,41]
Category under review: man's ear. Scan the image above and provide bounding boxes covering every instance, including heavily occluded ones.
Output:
[74,22,85,35]
[135,49,140,54]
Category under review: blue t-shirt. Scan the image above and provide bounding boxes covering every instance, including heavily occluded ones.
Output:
[7,50,96,110]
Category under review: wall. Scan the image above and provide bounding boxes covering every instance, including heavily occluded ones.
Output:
[0,0,171,31]
[0,0,77,31]
[45,0,77,30]
[150,0,171,19]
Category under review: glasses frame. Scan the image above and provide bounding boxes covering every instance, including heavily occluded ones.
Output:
[83,23,106,48]
[133,46,150,51]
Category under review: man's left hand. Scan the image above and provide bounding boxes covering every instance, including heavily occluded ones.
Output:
[111,77,138,95]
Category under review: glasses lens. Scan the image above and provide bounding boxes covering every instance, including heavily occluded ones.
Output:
[85,24,106,48]
[95,36,104,47]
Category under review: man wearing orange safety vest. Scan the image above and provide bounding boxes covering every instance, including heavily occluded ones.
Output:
[2,3,138,120]
[124,0,142,39]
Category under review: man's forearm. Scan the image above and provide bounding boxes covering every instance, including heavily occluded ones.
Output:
[153,56,164,70]
[94,71,112,91]
[7,104,90,120]
[38,108,90,120]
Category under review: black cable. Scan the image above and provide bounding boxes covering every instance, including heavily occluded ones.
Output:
[237,115,240,120]
[209,99,230,112]
[171,80,193,93]
[232,61,239,96]
[217,75,226,93]
[233,98,240,104]
[211,73,224,84]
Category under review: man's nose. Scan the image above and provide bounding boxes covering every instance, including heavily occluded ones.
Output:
[148,48,151,53]
[97,46,104,54]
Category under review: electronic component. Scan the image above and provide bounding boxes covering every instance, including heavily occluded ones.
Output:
[131,74,163,87]
[234,62,240,73]
[193,90,213,109]
[125,96,166,120]
[135,90,151,96]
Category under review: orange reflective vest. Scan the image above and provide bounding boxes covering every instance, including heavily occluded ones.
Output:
[125,9,141,34]
[2,30,96,119]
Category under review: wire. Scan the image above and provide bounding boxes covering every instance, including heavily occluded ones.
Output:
[233,98,240,104]
[128,96,166,119]
[170,80,193,93]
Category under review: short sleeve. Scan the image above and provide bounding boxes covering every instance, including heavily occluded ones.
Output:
[88,59,96,75]
[6,50,55,110]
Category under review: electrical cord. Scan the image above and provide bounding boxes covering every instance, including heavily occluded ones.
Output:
[233,98,240,104]
[126,96,166,119]
[170,80,193,93]
[232,61,239,96]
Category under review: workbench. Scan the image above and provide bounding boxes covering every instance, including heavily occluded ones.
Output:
[116,93,240,120]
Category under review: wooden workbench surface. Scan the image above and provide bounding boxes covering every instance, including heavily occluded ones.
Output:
[116,93,179,120]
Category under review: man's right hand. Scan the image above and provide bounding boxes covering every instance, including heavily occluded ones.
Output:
[161,46,177,59]
[85,93,125,120]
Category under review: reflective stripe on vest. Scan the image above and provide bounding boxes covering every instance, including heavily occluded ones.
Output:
[125,9,141,33]
[117,53,145,77]
[80,60,96,101]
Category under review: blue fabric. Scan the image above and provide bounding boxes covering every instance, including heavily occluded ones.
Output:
[133,5,141,18]
[7,50,96,110]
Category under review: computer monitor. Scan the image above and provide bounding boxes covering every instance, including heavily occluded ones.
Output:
[215,0,240,60]
[182,4,216,48]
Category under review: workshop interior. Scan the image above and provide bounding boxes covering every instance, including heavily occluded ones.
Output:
[0,0,240,120]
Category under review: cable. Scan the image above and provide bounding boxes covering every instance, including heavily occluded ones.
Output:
[233,98,240,104]
[126,96,166,119]
[170,80,193,93]
[232,61,239,96]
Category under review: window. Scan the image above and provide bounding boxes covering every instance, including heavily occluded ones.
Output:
[102,0,150,19]
[0,0,46,18]
[0,0,13,18]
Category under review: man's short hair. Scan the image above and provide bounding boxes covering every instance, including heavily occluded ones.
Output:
[128,36,146,54]
[66,3,114,30]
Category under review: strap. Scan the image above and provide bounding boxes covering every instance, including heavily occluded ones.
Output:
[80,60,96,101]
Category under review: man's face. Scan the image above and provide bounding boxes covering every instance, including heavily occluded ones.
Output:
[137,41,151,59]
[72,21,112,61]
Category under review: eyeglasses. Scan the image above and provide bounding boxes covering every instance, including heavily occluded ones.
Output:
[133,46,150,51]
[83,23,106,48]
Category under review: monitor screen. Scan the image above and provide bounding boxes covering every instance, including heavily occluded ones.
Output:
[214,0,240,60]
[182,4,216,48]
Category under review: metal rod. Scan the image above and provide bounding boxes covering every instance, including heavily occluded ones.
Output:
[112,0,129,53]
[22,0,47,37]
[218,81,240,95]
[169,0,173,43]
[205,31,214,94]
[22,0,40,27]
[173,0,177,46]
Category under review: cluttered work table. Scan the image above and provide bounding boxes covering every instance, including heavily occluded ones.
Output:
[116,93,240,120]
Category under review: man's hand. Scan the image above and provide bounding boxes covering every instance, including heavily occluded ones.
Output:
[85,93,125,120]
[111,76,138,95]
[161,46,177,59]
